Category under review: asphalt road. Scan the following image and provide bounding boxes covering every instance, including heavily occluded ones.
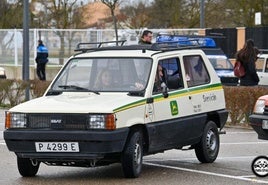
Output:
[0,109,268,184]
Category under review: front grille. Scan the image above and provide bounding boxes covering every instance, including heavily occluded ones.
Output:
[27,113,88,130]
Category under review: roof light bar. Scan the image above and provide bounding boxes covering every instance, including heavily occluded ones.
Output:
[156,34,216,48]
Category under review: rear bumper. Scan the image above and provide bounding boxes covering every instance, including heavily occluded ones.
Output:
[4,128,129,160]
[218,109,229,129]
[249,114,268,140]
[220,77,238,86]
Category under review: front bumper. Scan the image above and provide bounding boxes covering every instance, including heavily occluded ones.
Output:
[249,114,268,140]
[4,128,129,160]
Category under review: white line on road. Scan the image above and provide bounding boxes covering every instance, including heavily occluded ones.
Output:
[224,131,256,134]
[144,162,268,184]
[221,142,268,145]
[145,155,260,162]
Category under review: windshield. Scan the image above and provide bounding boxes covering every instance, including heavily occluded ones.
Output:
[207,55,233,70]
[50,57,152,92]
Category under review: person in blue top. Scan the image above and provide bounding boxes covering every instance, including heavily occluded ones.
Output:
[35,40,49,81]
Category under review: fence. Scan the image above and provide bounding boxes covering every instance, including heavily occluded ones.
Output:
[0,28,201,67]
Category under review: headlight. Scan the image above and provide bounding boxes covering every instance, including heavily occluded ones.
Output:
[253,99,266,114]
[88,114,116,130]
[5,112,27,129]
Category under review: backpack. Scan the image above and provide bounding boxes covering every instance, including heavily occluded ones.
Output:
[234,61,245,78]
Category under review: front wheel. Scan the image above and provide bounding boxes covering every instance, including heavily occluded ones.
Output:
[121,131,143,178]
[194,121,219,163]
[17,157,40,177]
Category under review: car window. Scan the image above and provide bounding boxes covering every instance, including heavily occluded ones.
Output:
[183,55,210,87]
[159,58,184,90]
[207,55,233,70]
[51,57,152,92]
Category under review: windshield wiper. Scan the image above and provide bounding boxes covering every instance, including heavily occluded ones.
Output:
[127,90,145,97]
[58,85,100,95]
[58,85,89,90]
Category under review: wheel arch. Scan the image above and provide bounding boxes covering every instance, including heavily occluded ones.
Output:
[126,124,149,155]
[207,110,227,129]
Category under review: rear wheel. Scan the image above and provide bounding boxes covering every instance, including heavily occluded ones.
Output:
[17,157,40,177]
[195,121,219,163]
[121,131,143,178]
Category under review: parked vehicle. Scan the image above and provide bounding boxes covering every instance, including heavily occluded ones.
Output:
[4,41,228,178]
[256,53,268,86]
[249,95,268,140]
[0,67,6,79]
[156,34,238,86]
[201,48,238,86]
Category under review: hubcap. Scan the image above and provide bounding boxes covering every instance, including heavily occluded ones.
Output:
[206,129,216,153]
[134,142,142,165]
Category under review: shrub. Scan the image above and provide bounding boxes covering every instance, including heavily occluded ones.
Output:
[30,80,51,98]
[0,79,51,107]
[223,86,268,126]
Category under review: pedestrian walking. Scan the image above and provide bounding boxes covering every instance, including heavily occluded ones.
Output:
[235,39,259,86]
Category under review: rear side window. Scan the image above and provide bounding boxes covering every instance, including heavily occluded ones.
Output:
[183,55,210,87]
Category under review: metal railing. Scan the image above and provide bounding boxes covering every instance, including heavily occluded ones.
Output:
[0,28,201,66]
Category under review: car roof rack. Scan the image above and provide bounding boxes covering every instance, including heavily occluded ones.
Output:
[73,39,212,55]
[75,40,127,52]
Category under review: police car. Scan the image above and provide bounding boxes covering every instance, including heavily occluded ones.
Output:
[4,41,228,178]
[156,34,238,86]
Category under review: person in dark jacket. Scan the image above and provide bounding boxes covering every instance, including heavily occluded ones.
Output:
[138,30,153,45]
[235,39,259,86]
[35,40,49,81]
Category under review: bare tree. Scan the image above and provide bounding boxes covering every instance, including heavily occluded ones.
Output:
[120,2,151,29]
[0,0,24,28]
[33,0,84,64]
[224,0,267,27]
[0,0,24,57]
[100,0,120,45]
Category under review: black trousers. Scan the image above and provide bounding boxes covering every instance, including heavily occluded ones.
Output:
[36,62,46,81]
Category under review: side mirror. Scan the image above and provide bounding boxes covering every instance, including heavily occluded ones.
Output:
[161,82,169,98]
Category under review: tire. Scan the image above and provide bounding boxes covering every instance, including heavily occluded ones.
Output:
[194,121,219,163]
[17,157,40,177]
[121,131,143,178]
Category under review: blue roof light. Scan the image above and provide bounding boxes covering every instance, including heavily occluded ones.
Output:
[156,35,216,48]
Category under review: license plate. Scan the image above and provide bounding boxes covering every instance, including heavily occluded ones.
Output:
[35,142,79,152]
[262,120,268,129]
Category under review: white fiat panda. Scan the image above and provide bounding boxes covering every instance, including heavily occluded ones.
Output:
[4,42,228,178]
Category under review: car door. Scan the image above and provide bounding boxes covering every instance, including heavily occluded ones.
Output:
[145,56,194,151]
[182,55,211,138]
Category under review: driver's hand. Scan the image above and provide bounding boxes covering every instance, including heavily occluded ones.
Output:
[135,82,144,90]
